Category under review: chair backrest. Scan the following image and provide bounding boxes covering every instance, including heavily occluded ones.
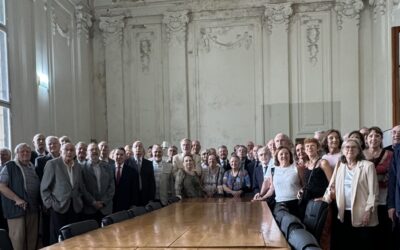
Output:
[167,196,181,204]
[303,200,328,242]
[288,228,321,250]
[128,206,147,217]
[101,210,134,227]
[274,208,290,226]
[0,228,13,250]
[59,220,99,241]
[145,201,163,212]
[280,213,305,238]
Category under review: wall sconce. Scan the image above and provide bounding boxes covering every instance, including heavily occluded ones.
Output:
[37,73,49,89]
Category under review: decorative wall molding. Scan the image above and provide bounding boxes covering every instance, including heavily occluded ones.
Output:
[135,31,155,72]
[75,4,93,43]
[334,0,364,30]
[302,16,322,65]
[162,10,189,46]
[369,0,386,20]
[193,8,263,21]
[198,25,254,53]
[99,15,125,46]
[264,3,293,34]
[50,7,72,47]
[295,2,334,13]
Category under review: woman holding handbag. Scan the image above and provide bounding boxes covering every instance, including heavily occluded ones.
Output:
[322,138,379,250]
[298,138,332,220]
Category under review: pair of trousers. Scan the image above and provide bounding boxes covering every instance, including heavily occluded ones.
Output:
[7,212,39,250]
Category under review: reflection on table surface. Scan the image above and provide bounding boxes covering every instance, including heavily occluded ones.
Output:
[42,198,289,250]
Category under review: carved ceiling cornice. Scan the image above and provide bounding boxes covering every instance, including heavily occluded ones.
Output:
[93,0,336,18]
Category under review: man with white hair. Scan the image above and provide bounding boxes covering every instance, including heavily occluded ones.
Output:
[125,141,155,206]
[152,144,174,206]
[0,143,40,250]
[0,148,11,168]
[30,133,47,164]
[173,138,202,176]
[81,143,115,223]
[41,143,90,244]
[34,136,61,246]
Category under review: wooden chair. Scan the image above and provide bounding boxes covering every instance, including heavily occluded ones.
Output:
[58,220,99,241]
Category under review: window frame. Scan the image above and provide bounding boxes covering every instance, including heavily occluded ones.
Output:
[0,0,11,148]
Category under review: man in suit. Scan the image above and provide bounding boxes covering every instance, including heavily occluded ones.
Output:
[237,145,254,190]
[253,146,271,194]
[35,136,61,181]
[98,141,115,164]
[172,138,202,176]
[81,143,115,224]
[218,145,231,172]
[112,147,139,212]
[40,143,90,244]
[388,125,400,249]
[35,135,61,247]
[127,141,156,206]
[152,144,174,206]
[30,133,47,164]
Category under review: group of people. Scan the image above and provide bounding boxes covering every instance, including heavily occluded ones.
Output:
[0,125,399,250]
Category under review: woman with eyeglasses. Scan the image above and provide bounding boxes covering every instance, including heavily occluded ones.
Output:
[222,155,251,198]
[322,138,378,250]
[363,126,393,249]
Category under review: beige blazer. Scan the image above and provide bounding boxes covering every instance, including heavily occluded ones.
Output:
[324,160,379,227]
[157,161,175,206]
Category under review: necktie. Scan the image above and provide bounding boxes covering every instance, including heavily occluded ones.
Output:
[137,159,142,190]
[116,165,121,184]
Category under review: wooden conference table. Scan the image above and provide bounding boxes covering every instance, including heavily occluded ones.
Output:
[43,198,290,250]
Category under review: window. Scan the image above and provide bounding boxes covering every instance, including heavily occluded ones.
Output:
[0,0,10,148]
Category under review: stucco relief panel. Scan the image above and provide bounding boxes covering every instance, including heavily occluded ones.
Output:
[192,20,262,148]
[198,25,254,53]
[50,4,72,47]
[293,12,333,135]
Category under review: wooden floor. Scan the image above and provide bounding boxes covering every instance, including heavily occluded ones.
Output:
[42,198,290,250]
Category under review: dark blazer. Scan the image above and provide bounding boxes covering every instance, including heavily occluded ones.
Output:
[219,159,231,172]
[35,154,53,181]
[126,157,156,206]
[40,158,91,214]
[30,150,48,165]
[81,160,115,215]
[112,162,139,212]
[241,158,255,190]
[253,161,265,194]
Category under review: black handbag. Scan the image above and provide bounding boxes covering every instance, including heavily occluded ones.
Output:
[298,159,320,207]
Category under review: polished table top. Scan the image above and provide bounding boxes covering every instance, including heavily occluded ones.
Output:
[42,198,290,250]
